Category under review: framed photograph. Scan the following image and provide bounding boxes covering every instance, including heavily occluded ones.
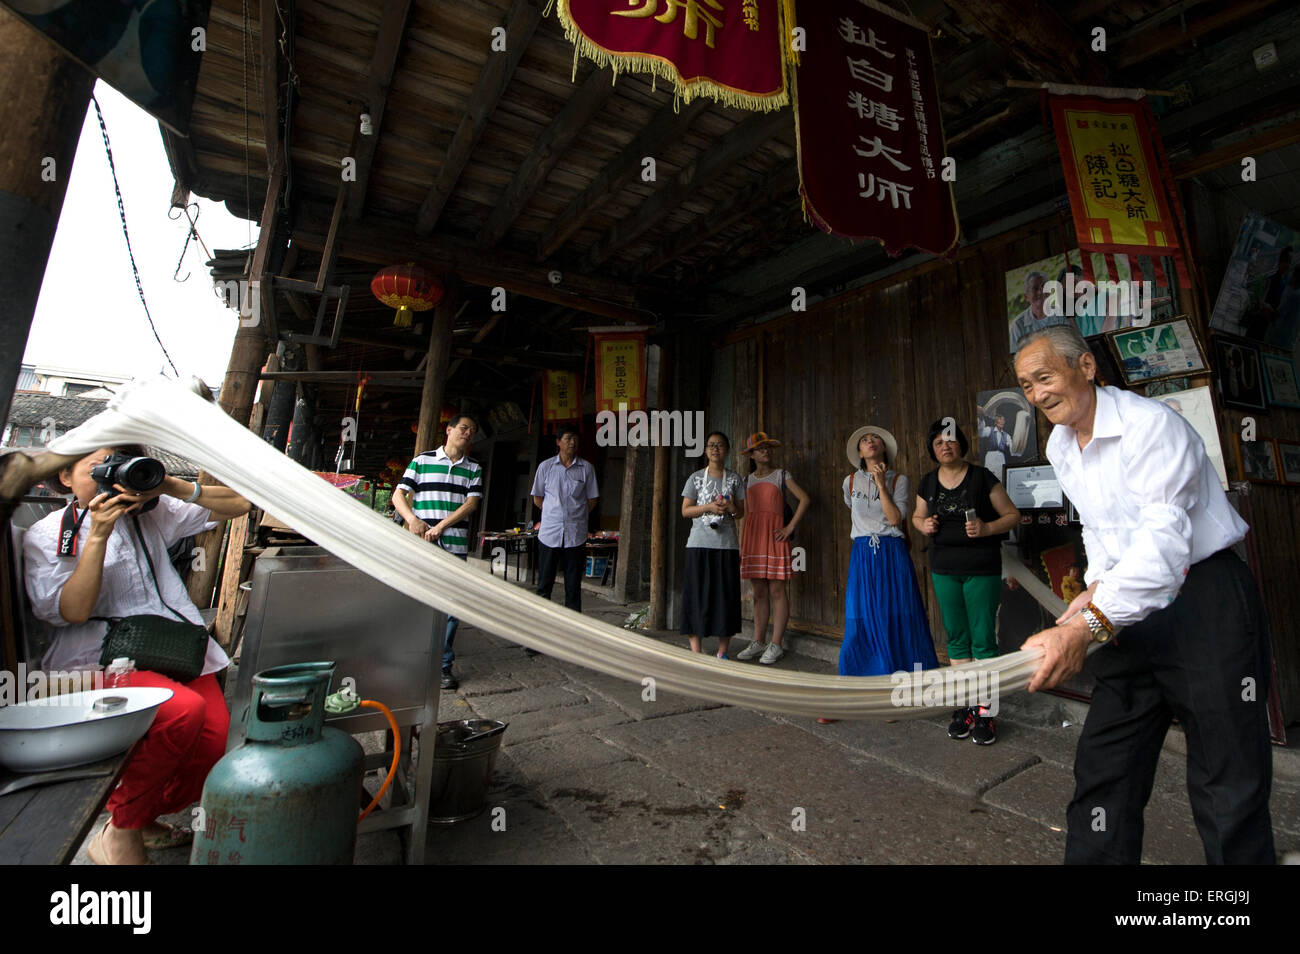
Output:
[1261,352,1300,408]
[1278,440,1300,485]
[1003,464,1063,510]
[975,388,1038,483]
[1106,317,1209,386]
[1152,386,1229,490]
[1213,335,1267,410]
[1235,435,1281,484]
[1209,211,1300,351]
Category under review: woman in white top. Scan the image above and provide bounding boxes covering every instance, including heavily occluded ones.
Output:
[24,445,250,865]
[679,431,746,658]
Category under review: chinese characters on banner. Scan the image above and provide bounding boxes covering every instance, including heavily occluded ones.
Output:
[543,370,581,424]
[793,0,958,255]
[555,0,787,111]
[593,332,647,413]
[1047,94,1190,286]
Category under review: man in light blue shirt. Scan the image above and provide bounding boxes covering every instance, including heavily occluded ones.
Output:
[530,427,599,614]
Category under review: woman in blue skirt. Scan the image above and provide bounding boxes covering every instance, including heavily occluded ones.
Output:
[824,425,938,721]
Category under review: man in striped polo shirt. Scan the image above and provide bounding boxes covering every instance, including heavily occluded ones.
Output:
[393,414,482,690]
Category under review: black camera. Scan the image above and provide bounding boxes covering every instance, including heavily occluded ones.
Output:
[90,453,166,506]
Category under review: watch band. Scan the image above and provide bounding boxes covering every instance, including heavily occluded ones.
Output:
[1081,607,1112,643]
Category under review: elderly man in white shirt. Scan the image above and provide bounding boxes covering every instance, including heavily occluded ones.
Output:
[1015,324,1274,865]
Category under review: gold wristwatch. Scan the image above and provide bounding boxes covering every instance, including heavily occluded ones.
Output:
[1080,606,1112,643]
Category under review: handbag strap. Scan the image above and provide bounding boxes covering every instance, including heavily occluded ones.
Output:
[129,514,191,624]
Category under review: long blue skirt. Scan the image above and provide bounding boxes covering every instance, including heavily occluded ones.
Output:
[840,535,939,676]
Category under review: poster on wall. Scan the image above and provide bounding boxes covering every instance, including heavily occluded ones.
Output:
[1004,464,1063,510]
[1261,352,1300,409]
[1209,211,1300,351]
[974,389,1038,482]
[1004,249,1175,353]
[1106,317,1208,386]
[1,0,211,135]
[1212,335,1267,411]
[1151,385,1228,490]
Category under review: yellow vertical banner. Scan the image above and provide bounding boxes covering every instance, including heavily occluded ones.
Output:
[542,370,580,424]
[593,333,646,413]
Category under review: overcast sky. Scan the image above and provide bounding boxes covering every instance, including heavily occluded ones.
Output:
[23,81,255,387]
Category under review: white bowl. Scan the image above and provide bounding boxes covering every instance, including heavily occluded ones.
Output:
[0,687,174,772]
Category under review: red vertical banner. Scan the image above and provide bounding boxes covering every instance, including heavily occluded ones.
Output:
[543,370,581,425]
[592,332,647,413]
[793,0,958,255]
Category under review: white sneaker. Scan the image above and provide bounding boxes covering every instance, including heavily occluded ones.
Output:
[736,640,767,661]
[759,643,785,665]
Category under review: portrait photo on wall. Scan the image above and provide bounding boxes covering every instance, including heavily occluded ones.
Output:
[1152,385,1228,490]
[1106,317,1209,386]
[1004,249,1176,353]
[975,389,1038,482]
[1213,335,1267,411]
[1278,440,1300,485]
[1261,352,1300,409]
[1209,211,1300,351]
[1234,435,1281,484]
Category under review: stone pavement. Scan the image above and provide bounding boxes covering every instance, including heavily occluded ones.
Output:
[70,584,1299,866]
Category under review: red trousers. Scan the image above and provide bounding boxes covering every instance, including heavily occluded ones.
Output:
[105,671,230,830]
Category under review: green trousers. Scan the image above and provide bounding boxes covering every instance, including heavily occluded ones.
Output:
[930,572,1002,660]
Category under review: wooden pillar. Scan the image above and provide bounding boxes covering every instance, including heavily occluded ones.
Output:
[648,343,671,628]
[0,13,94,428]
[414,280,459,457]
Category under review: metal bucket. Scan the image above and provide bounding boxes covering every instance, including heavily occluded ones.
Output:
[427,719,507,824]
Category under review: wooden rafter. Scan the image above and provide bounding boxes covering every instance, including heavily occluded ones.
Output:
[536,99,709,261]
[583,110,788,269]
[477,66,616,249]
[944,0,1108,86]
[414,0,543,235]
[344,0,413,222]
[260,0,281,171]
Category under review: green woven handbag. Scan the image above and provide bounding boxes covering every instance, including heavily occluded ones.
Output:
[94,514,208,683]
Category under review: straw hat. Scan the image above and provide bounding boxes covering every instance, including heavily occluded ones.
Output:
[739,431,781,455]
[845,425,898,469]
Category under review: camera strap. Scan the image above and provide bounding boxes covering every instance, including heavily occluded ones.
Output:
[57,502,89,558]
[129,514,191,624]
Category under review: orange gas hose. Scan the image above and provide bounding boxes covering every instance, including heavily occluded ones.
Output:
[357,698,400,822]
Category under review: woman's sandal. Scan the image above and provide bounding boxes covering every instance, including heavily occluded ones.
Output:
[87,822,150,866]
[142,821,194,851]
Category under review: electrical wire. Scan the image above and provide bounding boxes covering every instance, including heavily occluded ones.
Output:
[90,95,179,377]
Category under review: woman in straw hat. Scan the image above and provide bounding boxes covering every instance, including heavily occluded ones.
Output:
[680,431,746,658]
[734,432,810,665]
[828,426,937,719]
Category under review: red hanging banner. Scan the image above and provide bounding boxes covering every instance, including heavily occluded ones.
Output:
[555,0,788,111]
[592,331,647,413]
[1046,92,1190,286]
[793,0,958,255]
[542,370,581,425]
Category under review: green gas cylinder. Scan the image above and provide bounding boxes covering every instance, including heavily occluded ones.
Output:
[190,662,364,865]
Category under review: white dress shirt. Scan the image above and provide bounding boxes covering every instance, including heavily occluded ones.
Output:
[531,454,598,548]
[23,496,229,675]
[1047,386,1248,629]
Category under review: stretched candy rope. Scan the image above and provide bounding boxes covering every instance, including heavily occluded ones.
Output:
[43,378,1050,720]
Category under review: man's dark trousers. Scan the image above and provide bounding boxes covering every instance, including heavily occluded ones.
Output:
[535,542,585,612]
[1065,550,1275,864]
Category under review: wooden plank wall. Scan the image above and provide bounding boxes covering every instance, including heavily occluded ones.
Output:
[717,207,1297,721]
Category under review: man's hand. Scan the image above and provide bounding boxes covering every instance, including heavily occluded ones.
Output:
[1056,581,1099,625]
[1023,617,1092,692]
[404,518,426,537]
[423,520,448,542]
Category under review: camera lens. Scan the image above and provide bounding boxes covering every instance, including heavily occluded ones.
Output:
[117,457,166,492]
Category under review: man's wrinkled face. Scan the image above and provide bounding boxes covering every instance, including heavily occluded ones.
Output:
[1015,339,1095,432]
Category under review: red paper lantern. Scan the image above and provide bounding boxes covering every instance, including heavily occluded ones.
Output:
[371,263,443,327]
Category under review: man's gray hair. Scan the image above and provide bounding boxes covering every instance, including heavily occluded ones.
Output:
[1024,270,1048,289]
[1018,323,1091,368]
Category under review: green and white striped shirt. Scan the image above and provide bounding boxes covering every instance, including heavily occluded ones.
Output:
[398,446,483,555]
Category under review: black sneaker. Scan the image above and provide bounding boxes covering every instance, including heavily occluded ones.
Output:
[947,707,974,739]
[440,671,459,691]
[971,707,996,745]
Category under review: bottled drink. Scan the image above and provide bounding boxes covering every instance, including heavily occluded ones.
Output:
[104,657,136,688]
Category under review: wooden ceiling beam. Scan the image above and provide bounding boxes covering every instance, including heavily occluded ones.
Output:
[260,0,281,172]
[344,0,413,222]
[944,0,1108,86]
[1115,0,1283,70]
[414,0,543,235]
[638,161,801,275]
[583,110,788,269]
[535,99,710,261]
[477,66,616,249]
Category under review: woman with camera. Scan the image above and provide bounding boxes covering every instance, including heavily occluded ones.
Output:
[23,445,251,864]
[830,425,937,721]
[680,431,746,658]
[912,420,1020,745]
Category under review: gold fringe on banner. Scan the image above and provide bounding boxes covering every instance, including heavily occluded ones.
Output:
[554,0,789,113]
[782,0,800,67]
